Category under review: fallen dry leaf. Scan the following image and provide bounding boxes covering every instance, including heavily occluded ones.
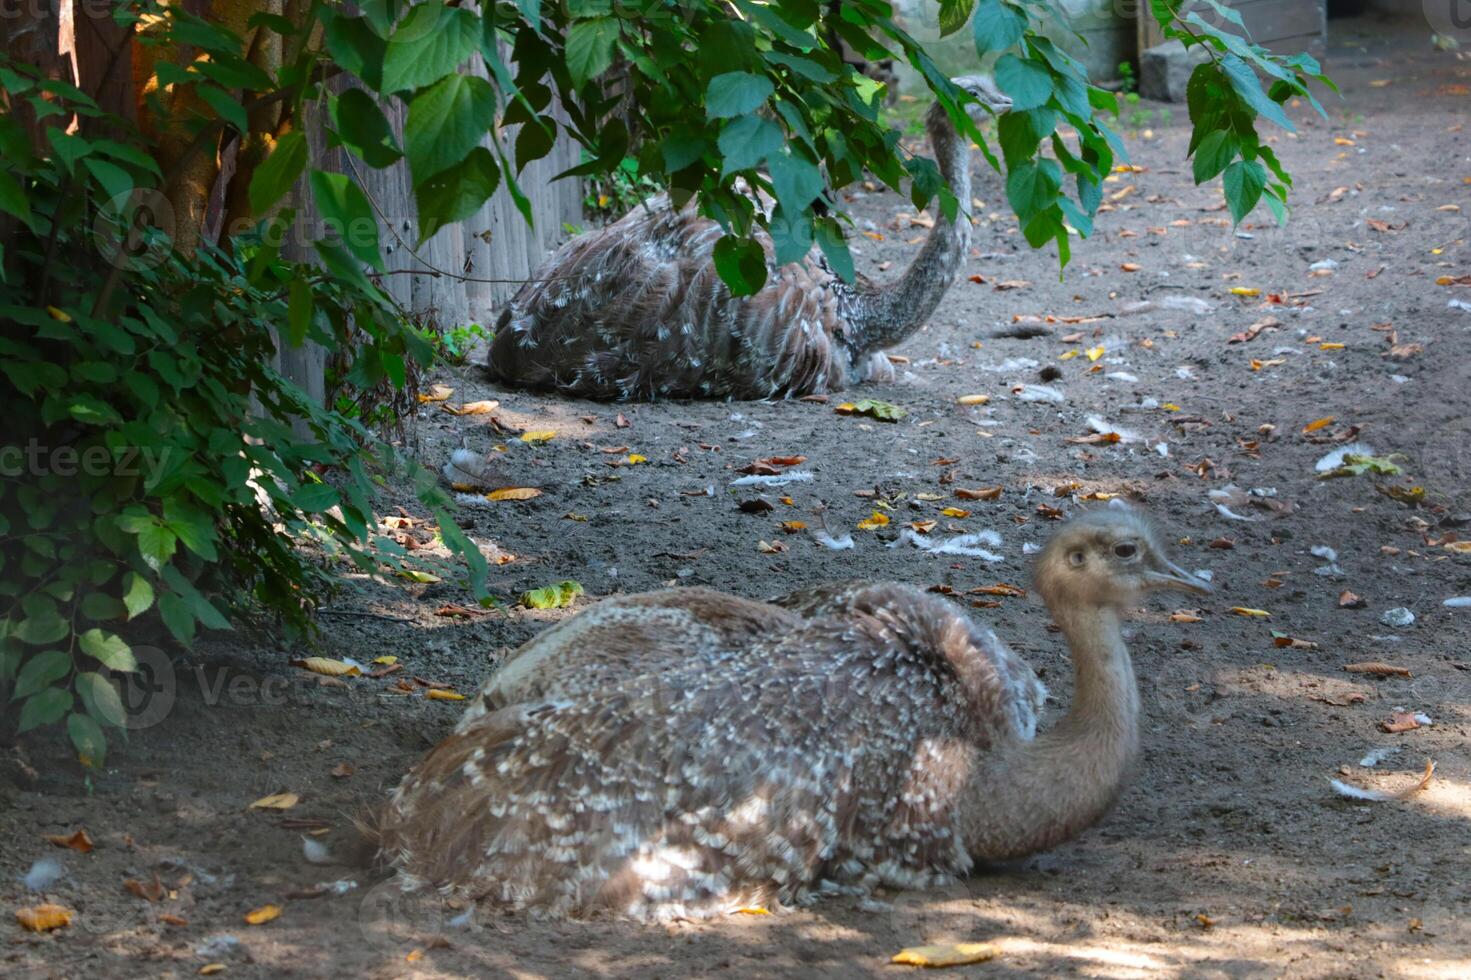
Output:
[969,583,1026,598]
[123,874,166,902]
[15,904,72,932]
[956,394,990,405]
[940,507,970,519]
[1380,712,1423,734]
[856,511,890,531]
[46,829,94,853]
[417,384,453,403]
[519,430,556,444]
[486,487,541,501]
[891,943,1001,968]
[1170,610,1204,623]
[330,762,355,779]
[1338,590,1367,609]
[244,904,282,925]
[1229,607,1271,618]
[442,400,499,416]
[1343,662,1411,677]
[1302,416,1335,433]
[954,486,1003,501]
[249,792,300,811]
[291,657,360,678]
[426,689,467,701]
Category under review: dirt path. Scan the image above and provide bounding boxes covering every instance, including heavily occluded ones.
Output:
[6,14,1471,979]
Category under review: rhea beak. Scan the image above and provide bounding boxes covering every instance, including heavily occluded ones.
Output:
[1143,558,1214,596]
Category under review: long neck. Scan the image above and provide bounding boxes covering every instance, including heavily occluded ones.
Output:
[847,106,973,354]
[960,603,1142,862]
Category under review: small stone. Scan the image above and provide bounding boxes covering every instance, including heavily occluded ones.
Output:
[1139,40,1211,103]
[1379,607,1415,628]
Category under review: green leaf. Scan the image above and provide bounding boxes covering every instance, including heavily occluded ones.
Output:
[0,169,32,225]
[1006,158,1062,222]
[197,84,248,134]
[707,71,774,119]
[1222,158,1267,225]
[76,670,127,727]
[84,157,133,207]
[718,115,783,176]
[1220,54,1294,132]
[404,74,497,182]
[767,151,823,212]
[293,482,341,512]
[15,594,69,645]
[661,132,707,172]
[249,130,307,216]
[330,89,402,168]
[814,216,854,281]
[309,170,382,270]
[938,0,977,37]
[322,14,387,89]
[519,579,584,609]
[515,115,557,173]
[80,592,126,621]
[121,572,154,619]
[157,592,195,645]
[414,146,501,242]
[712,235,769,297]
[997,107,1056,168]
[972,0,1027,54]
[842,399,906,422]
[18,687,72,733]
[994,53,1053,112]
[68,712,107,768]
[287,276,314,346]
[382,2,480,93]
[1191,129,1237,184]
[768,204,813,265]
[134,522,178,572]
[13,649,70,699]
[79,628,137,672]
[565,17,619,87]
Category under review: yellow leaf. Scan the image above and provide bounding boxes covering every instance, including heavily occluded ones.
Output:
[1059,349,1079,360]
[1229,287,1261,297]
[1302,417,1335,433]
[15,904,72,932]
[1445,541,1471,554]
[1230,607,1271,618]
[1085,345,1105,362]
[395,569,441,584]
[732,906,771,915]
[891,943,1001,967]
[1333,137,1355,146]
[1319,342,1345,351]
[46,305,71,322]
[486,487,542,501]
[199,965,227,975]
[915,492,946,501]
[940,507,970,518]
[249,792,299,810]
[442,400,500,416]
[1162,403,1181,412]
[426,689,467,701]
[405,949,424,962]
[417,384,453,403]
[520,430,556,444]
[244,904,281,925]
[1119,262,1142,272]
[856,511,890,531]
[955,394,990,405]
[292,657,361,677]
[626,453,647,464]
[1437,204,1461,212]
[779,520,807,533]
[372,656,398,666]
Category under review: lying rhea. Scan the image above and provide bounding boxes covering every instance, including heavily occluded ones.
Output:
[484,75,1011,401]
[374,508,1210,918]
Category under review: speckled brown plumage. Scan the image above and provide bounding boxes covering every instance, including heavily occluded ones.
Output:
[375,508,1211,920]
[484,76,1011,401]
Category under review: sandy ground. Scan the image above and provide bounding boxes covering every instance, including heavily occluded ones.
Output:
[6,13,1471,979]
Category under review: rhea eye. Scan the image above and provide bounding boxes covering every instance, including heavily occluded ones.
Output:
[1068,551,1086,567]
[1113,542,1138,559]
